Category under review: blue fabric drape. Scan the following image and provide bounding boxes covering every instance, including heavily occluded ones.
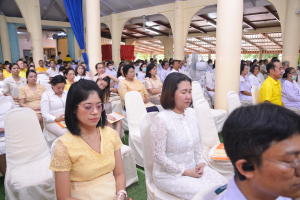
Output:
[63,0,89,71]
[0,40,3,63]
[67,27,75,61]
[8,23,20,63]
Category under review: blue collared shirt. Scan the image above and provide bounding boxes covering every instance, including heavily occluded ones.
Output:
[216,177,291,200]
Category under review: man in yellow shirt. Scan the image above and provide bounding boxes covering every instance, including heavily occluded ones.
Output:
[36,60,48,75]
[259,60,284,106]
[3,63,12,78]
[17,60,27,78]
[65,55,72,62]
[50,55,57,63]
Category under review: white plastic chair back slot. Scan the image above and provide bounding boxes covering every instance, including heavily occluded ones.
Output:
[5,108,49,167]
[227,91,241,114]
[192,81,219,149]
[192,183,226,200]
[251,86,260,105]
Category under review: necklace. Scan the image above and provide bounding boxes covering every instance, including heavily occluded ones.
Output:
[80,129,101,153]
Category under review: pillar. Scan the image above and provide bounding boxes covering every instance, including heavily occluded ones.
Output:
[7,23,20,63]
[86,0,102,76]
[173,0,184,60]
[74,36,80,60]
[282,0,300,69]
[0,14,11,62]
[14,0,43,66]
[66,27,75,61]
[259,49,263,60]
[208,51,211,60]
[161,37,173,59]
[0,40,3,63]
[215,0,243,110]
[112,13,121,65]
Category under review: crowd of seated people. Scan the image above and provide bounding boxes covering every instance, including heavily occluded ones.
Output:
[1,54,300,200]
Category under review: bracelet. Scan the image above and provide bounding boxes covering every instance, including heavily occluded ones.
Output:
[117,190,127,198]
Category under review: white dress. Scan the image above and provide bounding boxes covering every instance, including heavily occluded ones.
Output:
[248,74,262,89]
[150,108,228,200]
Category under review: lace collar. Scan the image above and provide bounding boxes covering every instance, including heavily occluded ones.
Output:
[168,109,186,119]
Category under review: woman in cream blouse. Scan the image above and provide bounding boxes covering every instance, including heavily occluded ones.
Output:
[41,75,68,143]
[2,63,26,102]
[144,64,163,105]
[19,70,46,128]
[50,79,126,200]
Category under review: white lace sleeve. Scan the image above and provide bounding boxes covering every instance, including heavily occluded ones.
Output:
[151,115,185,177]
[194,142,207,166]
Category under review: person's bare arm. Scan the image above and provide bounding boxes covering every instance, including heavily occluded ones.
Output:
[113,149,126,200]
[55,171,80,200]
[206,86,215,92]
[241,91,252,96]
[264,100,271,103]
[147,88,161,95]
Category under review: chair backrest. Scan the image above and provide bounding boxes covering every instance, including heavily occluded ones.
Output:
[192,81,220,150]
[251,86,260,105]
[4,108,49,168]
[192,183,226,200]
[125,91,147,133]
[0,96,15,128]
[140,112,159,182]
[227,91,241,114]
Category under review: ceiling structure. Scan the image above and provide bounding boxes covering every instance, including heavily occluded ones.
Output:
[1,0,283,55]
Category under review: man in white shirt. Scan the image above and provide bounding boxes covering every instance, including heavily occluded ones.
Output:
[47,60,59,78]
[160,61,170,83]
[217,104,300,200]
[179,60,187,73]
[134,62,140,74]
[111,61,118,71]
[55,52,61,62]
[168,60,181,75]
[105,62,117,77]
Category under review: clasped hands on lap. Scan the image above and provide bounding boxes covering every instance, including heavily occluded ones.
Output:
[183,163,205,178]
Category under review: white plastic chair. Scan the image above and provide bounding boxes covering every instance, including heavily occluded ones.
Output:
[124,91,147,167]
[192,183,226,200]
[4,108,55,200]
[251,86,260,105]
[140,112,181,200]
[192,81,234,180]
[227,91,241,114]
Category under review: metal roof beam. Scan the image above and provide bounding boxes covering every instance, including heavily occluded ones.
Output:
[124,28,154,38]
[186,41,211,51]
[120,0,136,10]
[101,0,118,13]
[261,33,282,48]
[264,6,280,22]
[243,17,256,30]
[190,23,207,33]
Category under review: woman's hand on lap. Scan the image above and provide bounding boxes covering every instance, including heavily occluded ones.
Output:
[183,168,202,178]
[196,163,205,176]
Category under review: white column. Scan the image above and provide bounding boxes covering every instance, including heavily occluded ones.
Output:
[112,13,121,65]
[74,36,80,61]
[215,0,243,110]
[173,0,184,60]
[0,13,11,62]
[86,0,101,76]
[282,0,300,69]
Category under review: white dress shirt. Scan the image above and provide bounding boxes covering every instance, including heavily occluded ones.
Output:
[135,66,140,74]
[74,75,91,81]
[105,68,117,77]
[160,69,169,83]
[216,177,291,200]
[47,67,59,77]
[55,55,60,61]
[41,89,67,123]
[137,71,146,82]
[248,74,262,89]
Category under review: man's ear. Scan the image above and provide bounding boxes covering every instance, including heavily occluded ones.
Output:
[236,159,255,180]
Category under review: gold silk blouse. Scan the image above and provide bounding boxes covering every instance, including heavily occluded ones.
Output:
[19,84,46,112]
[49,126,123,182]
[118,79,149,107]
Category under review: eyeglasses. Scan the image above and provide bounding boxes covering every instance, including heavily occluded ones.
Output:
[77,103,104,113]
[260,157,300,176]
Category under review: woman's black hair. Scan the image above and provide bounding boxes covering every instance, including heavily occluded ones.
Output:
[64,68,75,79]
[65,79,107,136]
[0,68,2,72]
[123,65,135,77]
[145,64,156,78]
[96,76,110,103]
[9,63,17,71]
[161,73,191,109]
[250,65,260,74]
[50,75,66,85]
[26,69,37,78]
[117,64,124,78]
[282,67,295,79]
[139,63,147,72]
[240,63,246,75]
[95,62,103,70]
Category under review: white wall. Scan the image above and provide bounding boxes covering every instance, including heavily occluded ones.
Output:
[18,30,58,58]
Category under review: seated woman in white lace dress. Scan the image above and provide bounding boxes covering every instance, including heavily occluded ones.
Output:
[150,73,228,200]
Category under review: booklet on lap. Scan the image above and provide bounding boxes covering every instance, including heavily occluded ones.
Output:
[211,143,230,160]
[107,112,125,124]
